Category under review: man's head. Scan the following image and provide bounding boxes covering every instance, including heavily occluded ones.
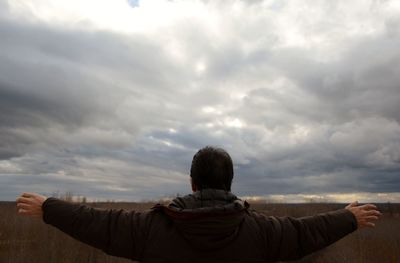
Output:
[190,146,234,192]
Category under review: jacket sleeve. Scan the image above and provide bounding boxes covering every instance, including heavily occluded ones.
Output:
[42,197,150,260]
[262,209,357,261]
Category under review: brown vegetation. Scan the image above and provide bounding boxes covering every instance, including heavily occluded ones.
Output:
[1,201,399,263]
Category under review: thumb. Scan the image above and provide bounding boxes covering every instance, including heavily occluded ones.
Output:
[346,201,358,209]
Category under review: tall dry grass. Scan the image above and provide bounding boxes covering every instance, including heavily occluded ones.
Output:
[1,201,399,263]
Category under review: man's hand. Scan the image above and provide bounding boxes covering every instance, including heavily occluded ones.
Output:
[345,201,381,228]
[16,192,47,218]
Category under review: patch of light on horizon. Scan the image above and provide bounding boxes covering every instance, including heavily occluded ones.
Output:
[106,185,131,192]
[240,193,400,203]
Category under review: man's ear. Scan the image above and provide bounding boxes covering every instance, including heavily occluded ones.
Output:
[190,178,197,192]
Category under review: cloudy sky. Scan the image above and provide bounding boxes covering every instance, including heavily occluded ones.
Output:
[1,0,399,202]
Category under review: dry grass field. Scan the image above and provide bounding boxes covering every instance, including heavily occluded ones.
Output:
[0,201,399,263]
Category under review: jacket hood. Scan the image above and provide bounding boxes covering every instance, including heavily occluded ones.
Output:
[154,189,249,251]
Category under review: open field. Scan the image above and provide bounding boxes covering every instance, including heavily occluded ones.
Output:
[1,201,399,263]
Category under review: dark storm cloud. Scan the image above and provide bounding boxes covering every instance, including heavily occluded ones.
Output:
[0,12,185,159]
[268,37,400,123]
[205,24,400,197]
[0,7,203,200]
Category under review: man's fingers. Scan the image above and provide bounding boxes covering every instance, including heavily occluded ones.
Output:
[18,209,41,217]
[360,204,377,210]
[16,203,31,209]
[364,215,379,221]
[363,222,375,228]
[18,208,31,215]
[16,197,32,204]
[364,210,382,217]
[22,192,36,198]
[345,201,358,209]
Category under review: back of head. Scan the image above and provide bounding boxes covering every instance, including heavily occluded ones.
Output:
[190,146,234,191]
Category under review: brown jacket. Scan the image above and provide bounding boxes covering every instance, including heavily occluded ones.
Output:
[42,189,357,263]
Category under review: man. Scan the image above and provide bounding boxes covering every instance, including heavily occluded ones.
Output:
[17,146,381,263]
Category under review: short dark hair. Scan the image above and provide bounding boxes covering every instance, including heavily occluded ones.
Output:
[190,146,234,191]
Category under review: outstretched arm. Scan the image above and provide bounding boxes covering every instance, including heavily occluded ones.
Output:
[16,192,148,260]
[266,202,381,261]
